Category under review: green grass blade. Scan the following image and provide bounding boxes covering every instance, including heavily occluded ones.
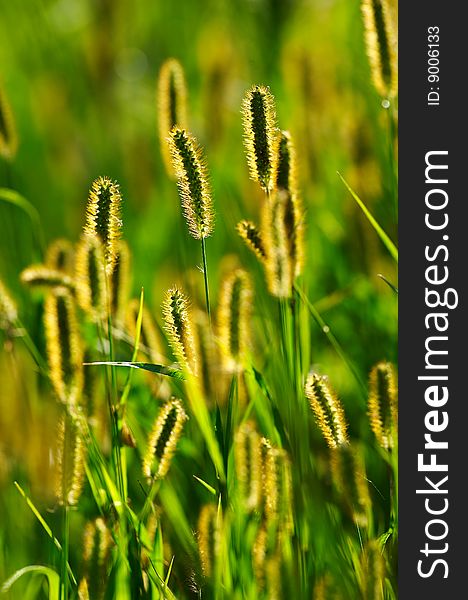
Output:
[83,361,185,379]
[1,565,60,599]
[338,173,398,263]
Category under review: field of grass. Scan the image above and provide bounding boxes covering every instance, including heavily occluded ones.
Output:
[0,0,398,598]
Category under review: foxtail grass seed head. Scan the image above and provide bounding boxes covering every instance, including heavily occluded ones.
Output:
[0,84,18,160]
[241,85,280,192]
[305,373,349,448]
[234,422,261,512]
[55,415,86,506]
[162,286,198,374]
[83,176,122,275]
[44,288,83,405]
[360,540,385,600]
[361,0,397,99]
[275,131,305,278]
[0,279,18,330]
[158,58,188,177]
[330,444,371,527]
[252,525,268,590]
[45,238,75,273]
[168,128,214,239]
[313,575,344,600]
[75,235,107,321]
[20,265,75,292]
[262,190,293,298]
[218,269,252,373]
[110,240,130,325]
[236,220,266,263]
[263,443,293,531]
[126,298,162,363]
[198,503,221,578]
[80,517,113,600]
[143,398,188,479]
[368,361,398,449]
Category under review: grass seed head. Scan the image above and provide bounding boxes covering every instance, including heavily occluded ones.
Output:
[262,190,294,298]
[305,373,349,448]
[110,239,131,325]
[217,268,252,373]
[75,235,107,321]
[168,127,214,239]
[55,414,86,506]
[360,540,385,600]
[263,442,293,532]
[158,58,188,177]
[143,398,188,479]
[80,517,113,600]
[44,287,83,406]
[368,361,398,449]
[241,85,280,192]
[0,84,18,160]
[0,279,18,330]
[162,286,198,374]
[234,422,262,512]
[361,0,397,98]
[83,176,122,275]
[236,220,266,263]
[20,265,75,292]
[197,503,221,578]
[45,238,75,273]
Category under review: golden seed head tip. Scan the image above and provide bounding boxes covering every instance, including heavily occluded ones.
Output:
[74,235,107,321]
[55,415,86,506]
[20,265,75,291]
[168,127,214,239]
[0,85,18,160]
[263,444,293,531]
[45,238,75,273]
[143,398,188,479]
[162,286,198,373]
[197,503,221,577]
[305,373,349,448]
[0,279,18,328]
[44,288,83,405]
[361,0,398,98]
[83,176,122,274]
[234,422,262,512]
[217,268,252,373]
[368,361,398,449]
[361,539,386,599]
[241,85,280,192]
[237,220,266,262]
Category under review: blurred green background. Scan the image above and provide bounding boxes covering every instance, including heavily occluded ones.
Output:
[0,0,397,594]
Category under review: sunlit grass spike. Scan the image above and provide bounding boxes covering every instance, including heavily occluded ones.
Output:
[197,503,221,578]
[236,220,266,263]
[20,265,75,292]
[361,0,397,98]
[110,239,131,325]
[55,415,86,506]
[241,85,280,192]
[143,398,188,479]
[234,422,261,512]
[0,279,18,330]
[368,361,398,449]
[0,84,18,160]
[162,286,198,374]
[79,517,113,600]
[75,235,107,321]
[168,127,214,240]
[45,238,74,273]
[360,540,385,600]
[83,176,122,275]
[305,373,349,448]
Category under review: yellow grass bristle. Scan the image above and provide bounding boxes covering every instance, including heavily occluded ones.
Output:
[313,575,343,600]
[168,127,214,240]
[158,58,188,177]
[55,414,86,506]
[83,176,122,275]
[45,238,75,274]
[275,130,305,278]
[234,422,262,512]
[305,373,349,448]
[241,85,280,192]
[360,540,385,600]
[110,240,130,325]
[361,0,398,98]
[142,398,188,479]
[368,361,398,450]
[20,265,75,292]
[0,84,18,160]
[75,235,107,321]
[262,190,293,298]
[162,286,198,374]
[44,288,83,406]
[80,517,113,600]
[330,443,371,527]
[0,279,18,330]
[236,220,266,263]
[197,503,221,578]
[217,268,252,373]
